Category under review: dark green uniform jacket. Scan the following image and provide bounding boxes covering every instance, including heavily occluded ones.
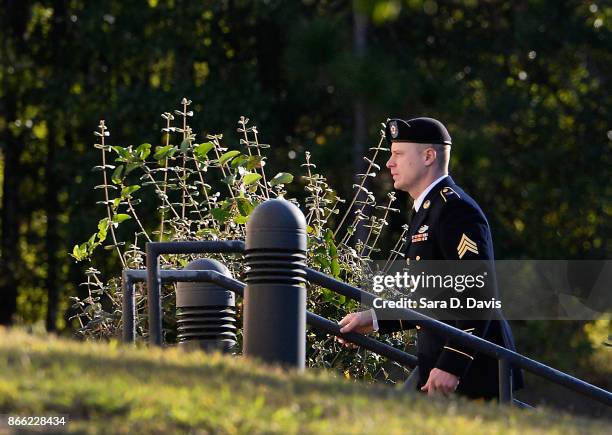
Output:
[376,176,524,399]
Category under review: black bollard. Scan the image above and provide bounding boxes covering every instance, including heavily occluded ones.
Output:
[175,258,237,353]
[244,199,307,369]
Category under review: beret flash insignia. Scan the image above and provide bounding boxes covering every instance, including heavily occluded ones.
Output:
[389,121,398,139]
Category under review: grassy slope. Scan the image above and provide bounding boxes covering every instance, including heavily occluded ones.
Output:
[0,328,607,434]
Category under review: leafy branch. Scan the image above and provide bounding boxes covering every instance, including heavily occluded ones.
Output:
[69,98,410,384]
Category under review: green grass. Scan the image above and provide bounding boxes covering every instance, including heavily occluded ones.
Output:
[0,328,607,434]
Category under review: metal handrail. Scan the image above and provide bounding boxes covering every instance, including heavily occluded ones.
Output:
[145,240,246,346]
[123,268,543,407]
[124,268,417,367]
[304,267,612,407]
[138,239,612,408]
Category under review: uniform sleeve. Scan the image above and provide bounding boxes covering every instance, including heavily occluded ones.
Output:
[433,199,496,379]
[375,310,415,334]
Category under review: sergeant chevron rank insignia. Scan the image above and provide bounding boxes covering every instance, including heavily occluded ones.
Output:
[457,233,478,259]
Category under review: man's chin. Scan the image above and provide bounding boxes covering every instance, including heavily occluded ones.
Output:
[393,181,410,193]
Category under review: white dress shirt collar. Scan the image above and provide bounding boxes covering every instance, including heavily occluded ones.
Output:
[413,175,449,212]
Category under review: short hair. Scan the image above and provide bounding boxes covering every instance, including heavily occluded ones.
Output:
[420,143,451,171]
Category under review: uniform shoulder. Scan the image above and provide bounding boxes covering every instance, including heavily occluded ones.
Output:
[438,185,462,205]
[437,186,484,221]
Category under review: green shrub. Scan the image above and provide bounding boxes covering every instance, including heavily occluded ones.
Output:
[69,98,412,383]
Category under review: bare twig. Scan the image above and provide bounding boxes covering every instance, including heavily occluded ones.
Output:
[95,120,126,268]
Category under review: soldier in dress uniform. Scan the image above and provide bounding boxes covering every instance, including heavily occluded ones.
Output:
[338,117,523,400]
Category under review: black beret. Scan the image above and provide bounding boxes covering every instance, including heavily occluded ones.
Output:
[384,117,452,146]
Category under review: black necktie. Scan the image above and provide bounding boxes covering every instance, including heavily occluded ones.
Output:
[407,207,416,228]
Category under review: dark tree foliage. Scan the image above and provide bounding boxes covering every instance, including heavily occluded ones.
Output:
[0,1,609,383]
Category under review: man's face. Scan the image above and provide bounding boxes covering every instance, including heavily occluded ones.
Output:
[386,141,427,192]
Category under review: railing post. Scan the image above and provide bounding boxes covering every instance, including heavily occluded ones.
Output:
[175,259,237,353]
[146,243,163,346]
[243,199,307,369]
[499,357,513,404]
[122,269,136,343]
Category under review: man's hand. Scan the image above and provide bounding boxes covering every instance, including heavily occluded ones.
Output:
[420,368,459,396]
[336,310,375,348]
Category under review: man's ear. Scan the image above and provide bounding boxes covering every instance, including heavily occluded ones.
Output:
[423,147,437,167]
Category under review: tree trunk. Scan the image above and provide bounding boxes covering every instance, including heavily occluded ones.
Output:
[352,2,369,246]
[0,95,21,325]
[45,123,60,331]
[44,0,69,331]
[0,0,29,325]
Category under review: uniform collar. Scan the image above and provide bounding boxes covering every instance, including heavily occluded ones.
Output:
[413,175,449,212]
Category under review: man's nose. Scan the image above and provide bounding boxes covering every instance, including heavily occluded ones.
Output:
[386,157,393,168]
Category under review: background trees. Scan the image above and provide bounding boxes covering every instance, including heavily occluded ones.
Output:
[0,0,609,397]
